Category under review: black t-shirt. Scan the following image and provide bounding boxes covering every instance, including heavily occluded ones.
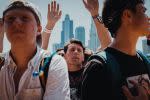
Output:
[81,47,149,100]
[69,68,84,100]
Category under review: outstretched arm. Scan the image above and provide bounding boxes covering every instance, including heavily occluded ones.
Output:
[41,1,62,50]
[83,0,112,50]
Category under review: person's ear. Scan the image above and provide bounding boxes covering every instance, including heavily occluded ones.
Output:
[37,25,42,33]
[122,9,133,24]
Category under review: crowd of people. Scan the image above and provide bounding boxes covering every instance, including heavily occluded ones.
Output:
[0,0,150,100]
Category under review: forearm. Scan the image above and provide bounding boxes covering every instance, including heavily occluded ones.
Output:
[41,24,53,50]
[41,32,51,50]
[93,18,113,50]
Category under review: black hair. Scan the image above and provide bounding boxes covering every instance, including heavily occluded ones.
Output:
[56,48,64,53]
[102,0,145,37]
[64,38,85,53]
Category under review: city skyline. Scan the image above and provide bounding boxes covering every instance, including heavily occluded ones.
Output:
[53,14,99,52]
[1,0,150,52]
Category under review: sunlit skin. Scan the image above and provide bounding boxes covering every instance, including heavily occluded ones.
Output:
[110,3,150,56]
[3,9,41,47]
[3,8,42,93]
[83,0,112,50]
[41,1,62,50]
[64,43,84,71]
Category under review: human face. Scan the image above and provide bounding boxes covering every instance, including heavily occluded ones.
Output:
[131,3,150,36]
[3,8,41,45]
[65,43,84,66]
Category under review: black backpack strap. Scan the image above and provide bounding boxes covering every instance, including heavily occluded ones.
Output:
[0,57,5,71]
[86,51,122,99]
[137,51,150,77]
[39,52,56,92]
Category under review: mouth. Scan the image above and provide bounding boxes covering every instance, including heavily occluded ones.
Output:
[12,30,24,34]
[72,57,79,60]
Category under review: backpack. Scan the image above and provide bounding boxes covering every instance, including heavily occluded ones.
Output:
[38,52,56,92]
[0,52,56,92]
[82,50,150,99]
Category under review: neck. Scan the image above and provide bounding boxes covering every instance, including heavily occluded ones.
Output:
[10,43,37,69]
[110,28,139,56]
[68,63,82,72]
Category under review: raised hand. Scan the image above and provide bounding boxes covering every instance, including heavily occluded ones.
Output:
[83,0,99,16]
[46,0,62,29]
[41,1,62,50]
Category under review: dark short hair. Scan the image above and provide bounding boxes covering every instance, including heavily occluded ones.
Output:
[64,38,85,53]
[102,0,144,38]
[56,48,64,53]
[3,0,41,25]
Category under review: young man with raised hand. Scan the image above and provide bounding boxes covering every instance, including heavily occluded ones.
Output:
[81,0,150,100]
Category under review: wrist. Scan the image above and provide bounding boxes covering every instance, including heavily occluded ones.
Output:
[92,14,103,24]
[43,27,52,34]
[45,23,54,30]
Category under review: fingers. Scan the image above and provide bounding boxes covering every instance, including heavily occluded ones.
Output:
[51,1,53,12]
[48,4,50,14]
[50,1,60,14]
[57,4,59,13]
[58,11,62,18]
[53,1,56,12]
[83,0,99,14]
[122,86,133,100]
[83,0,88,8]
[137,84,149,97]
[123,80,149,100]
[83,0,92,10]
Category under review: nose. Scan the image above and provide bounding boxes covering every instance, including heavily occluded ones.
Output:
[74,49,78,53]
[13,17,22,27]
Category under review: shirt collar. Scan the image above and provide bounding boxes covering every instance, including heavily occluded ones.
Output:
[29,46,45,68]
[4,46,45,69]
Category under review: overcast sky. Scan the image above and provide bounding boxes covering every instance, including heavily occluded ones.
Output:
[1,0,150,52]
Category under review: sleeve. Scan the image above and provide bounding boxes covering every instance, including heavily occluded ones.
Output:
[81,60,109,100]
[43,55,70,100]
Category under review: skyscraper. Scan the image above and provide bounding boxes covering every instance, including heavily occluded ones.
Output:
[88,19,100,52]
[75,26,85,46]
[61,14,74,46]
[53,14,74,52]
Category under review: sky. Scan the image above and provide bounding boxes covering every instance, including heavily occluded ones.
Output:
[0,0,150,52]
